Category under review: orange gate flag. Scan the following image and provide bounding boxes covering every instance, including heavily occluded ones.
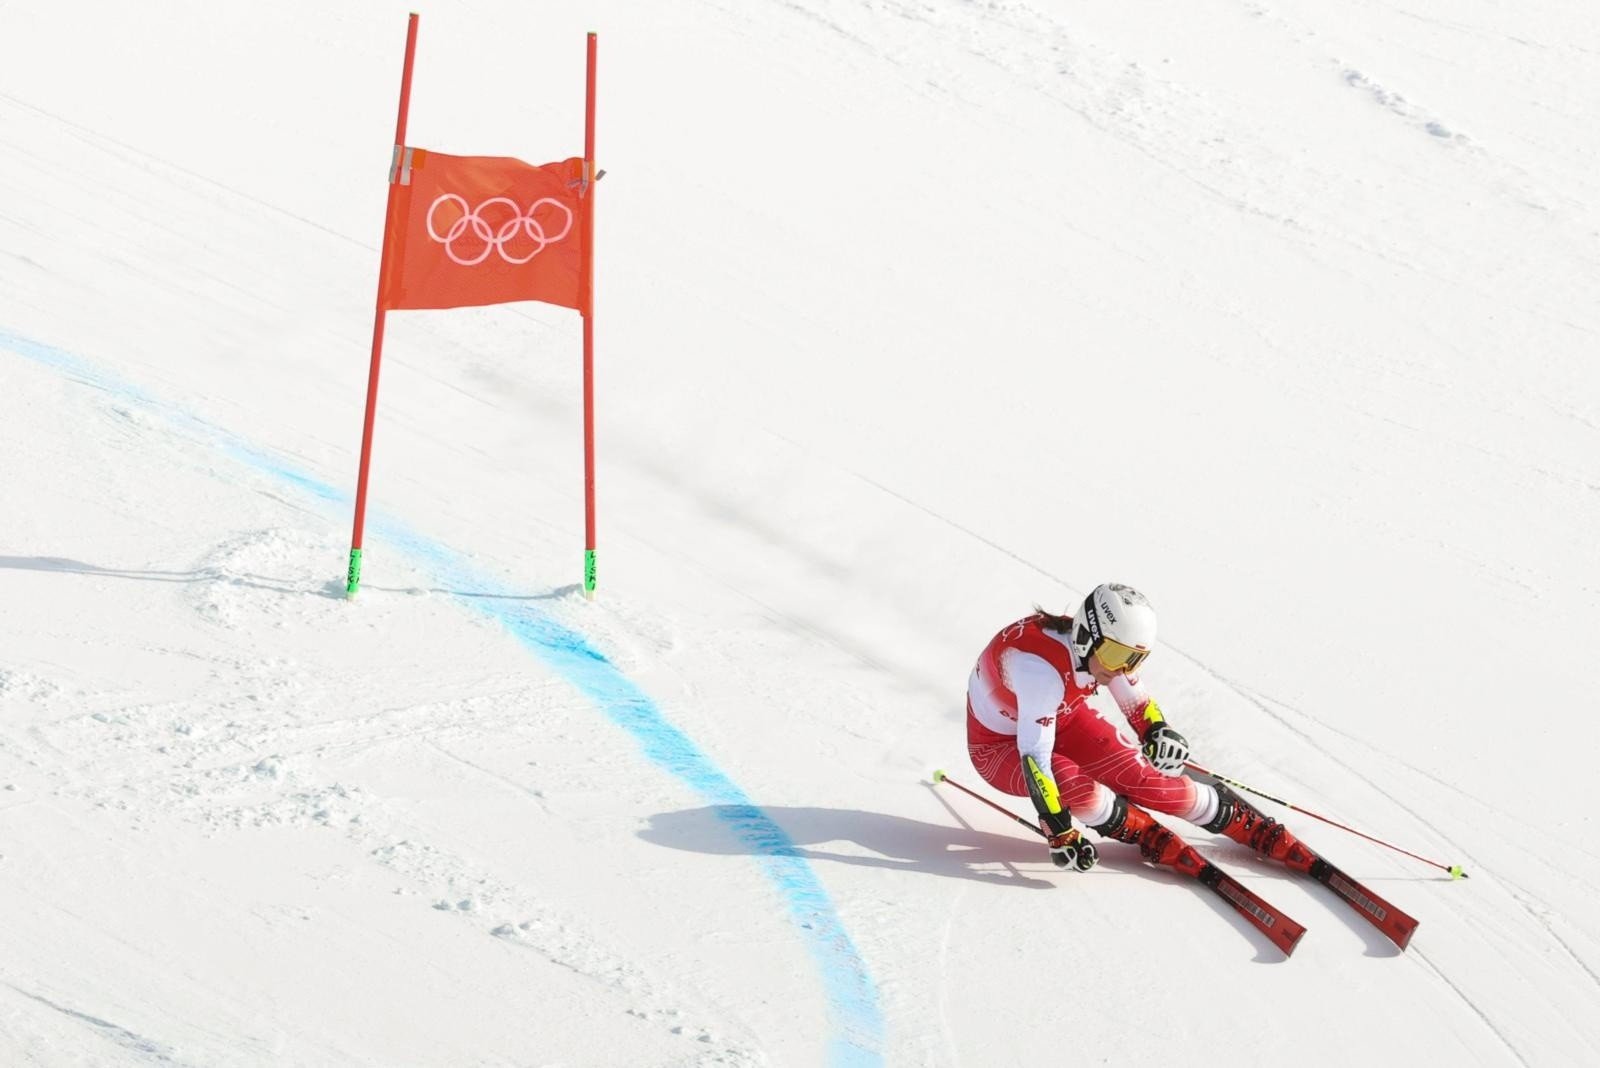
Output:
[378,149,589,312]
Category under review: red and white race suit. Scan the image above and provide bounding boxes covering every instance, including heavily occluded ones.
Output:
[965,614,1217,829]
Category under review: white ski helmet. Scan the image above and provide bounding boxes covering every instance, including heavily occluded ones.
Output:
[1071,583,1158,674]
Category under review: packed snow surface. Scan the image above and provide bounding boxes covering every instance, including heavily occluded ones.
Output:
[3,1,1598,1064]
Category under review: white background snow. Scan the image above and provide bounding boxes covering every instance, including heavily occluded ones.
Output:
[3,0,1598,1064]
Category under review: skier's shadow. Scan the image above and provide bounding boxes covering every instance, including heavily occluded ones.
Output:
[643,798,1367,961]
[640,803,1058,888]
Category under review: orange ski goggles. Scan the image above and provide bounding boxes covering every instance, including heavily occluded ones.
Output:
[1091,637,1150,675]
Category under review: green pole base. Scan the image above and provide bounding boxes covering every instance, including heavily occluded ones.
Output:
[932,769,947,784]
[346,547,363,597]
[584,548,597,599]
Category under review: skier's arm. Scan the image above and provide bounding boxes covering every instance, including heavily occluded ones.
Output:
[1003,649,1098,871]
[1108,671,1164,741]
[1004,648,1066,807]
[1109,672,1190,776]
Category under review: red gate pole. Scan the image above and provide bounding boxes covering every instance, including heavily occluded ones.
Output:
[347,12,421,597]
[581,31,599,600]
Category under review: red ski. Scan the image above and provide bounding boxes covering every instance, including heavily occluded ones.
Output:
[1152,832,1307,957]
[1190,856,1307,956]
[1266,834,1418,950]
[1194,772,1421,951]
[1303,853,1418,950]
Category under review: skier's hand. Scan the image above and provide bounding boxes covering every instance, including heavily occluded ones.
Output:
[1142,725,1190,776]
[1046,827,1099,872]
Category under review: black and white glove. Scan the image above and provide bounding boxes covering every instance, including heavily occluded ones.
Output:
[1142,724,1190,777]
[1045,826,1100,871]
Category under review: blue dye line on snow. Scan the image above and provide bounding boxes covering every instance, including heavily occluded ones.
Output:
[2,327,885,1065]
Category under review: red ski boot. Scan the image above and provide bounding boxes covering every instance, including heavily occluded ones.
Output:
[1093,798,1203,872]
[1202,782,1314,871]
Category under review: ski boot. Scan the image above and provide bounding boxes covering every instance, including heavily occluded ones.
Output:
[1092,797,1203,872]
[1202,782,1313,870]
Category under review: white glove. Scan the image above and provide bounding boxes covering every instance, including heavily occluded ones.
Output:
[1045,827,1099,871]
[1142,725,1190,777]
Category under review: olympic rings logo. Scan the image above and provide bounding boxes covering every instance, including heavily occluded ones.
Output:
[425,194,574,266]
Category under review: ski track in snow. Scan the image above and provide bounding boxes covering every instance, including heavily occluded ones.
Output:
[0,326,886,1067]
[1496,875,1600,992]
[1407,949,1529,1067]
[6,986,192,1066]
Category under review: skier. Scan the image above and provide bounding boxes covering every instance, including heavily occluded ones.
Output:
[966,582,1303,871]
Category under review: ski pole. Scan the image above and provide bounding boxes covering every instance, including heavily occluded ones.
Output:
[1185,760,1468,879]
[931,769,1044,839]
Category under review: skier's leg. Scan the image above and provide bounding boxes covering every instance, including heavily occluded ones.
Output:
[965,700,1095,824]
[1053,707,1304,863]
[966,702,1101,868]
[965,699,1029,797]
[1080,794,1197,868]
[1054,705,1214,823]
[1043,718,1197,867]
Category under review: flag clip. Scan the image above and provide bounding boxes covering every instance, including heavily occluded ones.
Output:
[571,163,607,197]
[389,146,420,186]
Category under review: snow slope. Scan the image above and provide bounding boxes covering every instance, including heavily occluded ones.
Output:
[2,0,1598,1064]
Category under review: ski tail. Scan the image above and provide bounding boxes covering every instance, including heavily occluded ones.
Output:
[1108,804,1308,957]
[1197,863,1307,955]
[1160,841,1306,956]
[1139,831,1299,952]
[1306,856,1418,950]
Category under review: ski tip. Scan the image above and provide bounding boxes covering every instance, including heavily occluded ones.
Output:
[1449,865,1468,880]
[931,768,947,784]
